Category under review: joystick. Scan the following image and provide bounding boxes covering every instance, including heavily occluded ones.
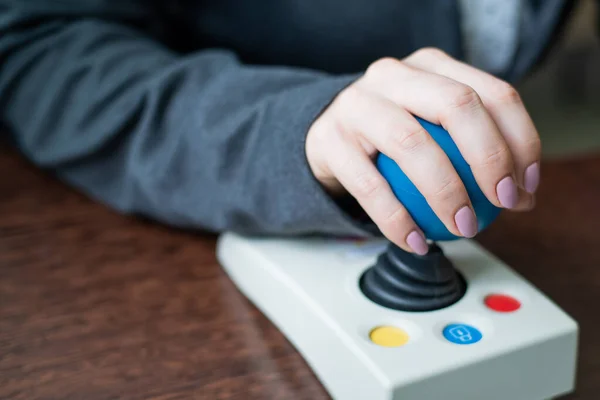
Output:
[360,242,466,312]
[360,117,498,312]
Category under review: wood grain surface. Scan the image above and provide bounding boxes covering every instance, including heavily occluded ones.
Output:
[1,142,599,399]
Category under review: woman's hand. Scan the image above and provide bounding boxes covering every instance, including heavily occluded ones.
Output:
[306,48,540,255]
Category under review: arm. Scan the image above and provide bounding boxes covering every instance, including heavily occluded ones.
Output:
[0,0,376,237]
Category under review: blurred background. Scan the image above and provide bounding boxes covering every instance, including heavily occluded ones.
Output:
[520,0,600,158]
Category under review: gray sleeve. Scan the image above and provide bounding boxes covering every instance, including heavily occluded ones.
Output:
[0,0,379,238]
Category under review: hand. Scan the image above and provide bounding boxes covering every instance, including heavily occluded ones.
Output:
[306,48,540,255]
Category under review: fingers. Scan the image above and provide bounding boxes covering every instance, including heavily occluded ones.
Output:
[360,57,517,210]
[334,87,477,238]
[403,48,542,194]
[325,135,429,254]
[306,51,539,249]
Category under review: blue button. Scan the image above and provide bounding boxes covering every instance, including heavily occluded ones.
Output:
[443,324,482,345]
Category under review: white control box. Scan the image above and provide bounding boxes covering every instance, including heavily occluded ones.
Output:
[216,233,578,400]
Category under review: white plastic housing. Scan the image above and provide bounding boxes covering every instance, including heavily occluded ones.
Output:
[216,233,578,400]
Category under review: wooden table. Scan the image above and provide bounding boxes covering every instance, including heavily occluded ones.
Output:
[1,142,599,400]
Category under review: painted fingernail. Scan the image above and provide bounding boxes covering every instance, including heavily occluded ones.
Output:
[407,230,429,255]
[454,206,478,238]
[524,163,540,193]
[496,176,518,209]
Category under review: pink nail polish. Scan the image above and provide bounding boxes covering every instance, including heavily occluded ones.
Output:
[454,206,478,238]
[406,230,429,255]
[525,163,540,193]
[497,176,518,209]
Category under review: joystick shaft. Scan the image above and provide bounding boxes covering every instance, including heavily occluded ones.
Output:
[360,243,466,312]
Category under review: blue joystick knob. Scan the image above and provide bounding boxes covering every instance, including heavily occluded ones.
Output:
[376,117,501,241]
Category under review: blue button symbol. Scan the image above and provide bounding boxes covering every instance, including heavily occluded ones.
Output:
[443,324,482,345]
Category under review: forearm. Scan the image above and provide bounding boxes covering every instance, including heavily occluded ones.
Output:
[0,1,376,237]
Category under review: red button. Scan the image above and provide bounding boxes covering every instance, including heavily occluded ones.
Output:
[484,294,521,312]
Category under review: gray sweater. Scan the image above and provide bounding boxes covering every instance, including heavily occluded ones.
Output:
[0,0,580,239]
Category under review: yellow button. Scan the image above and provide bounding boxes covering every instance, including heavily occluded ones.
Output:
[369,326,409,347]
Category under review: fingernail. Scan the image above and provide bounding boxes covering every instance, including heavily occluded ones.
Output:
[524,163,540,193]
[407,230,429,255]
[496,176,518,208]
[454,206,478,238]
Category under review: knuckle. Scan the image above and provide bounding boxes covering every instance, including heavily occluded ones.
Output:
[446,83,482,111]
[474,145,512,169]
[367,57,403,77]
[431,177,464,204]
[515,136,542,166]
[338,84,363,108]
[387,125,429,155]
[353,171,384,198]
[381,207,411,232]
[523,136,542,156]
[492,82,522,105]
[336,85,369,115]
[412,47,449,62]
